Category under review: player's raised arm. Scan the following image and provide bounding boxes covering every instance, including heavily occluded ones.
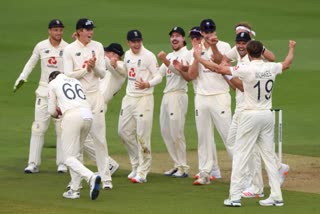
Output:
[281,40,296,71]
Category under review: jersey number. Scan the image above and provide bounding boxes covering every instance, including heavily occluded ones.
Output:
[253,80,274,101]
[62,83,86,100]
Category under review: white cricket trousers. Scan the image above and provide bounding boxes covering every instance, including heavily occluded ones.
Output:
[227,111,263,193]
[61,108,94,191]
[229,110,282,201]
[85,90,111,182]
[27,95,63,166]
[118,94,154,179]
[194,93,231,174]
[160,91,189,172]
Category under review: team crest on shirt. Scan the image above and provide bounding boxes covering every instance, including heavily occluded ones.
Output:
[76,52,81,56]
[45,50,50,54]
[167,69,172,77]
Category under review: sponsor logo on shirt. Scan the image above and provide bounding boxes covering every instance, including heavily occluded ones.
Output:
[137,59,141,67]
[167,69,172,77]
[76,52,81,56]
[59,50,63,57]
[47,57,58,68]
[45,50,50,54]
[128,67,136,81]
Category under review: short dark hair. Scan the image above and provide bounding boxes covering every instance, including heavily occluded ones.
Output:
[49,71,61,82]
[246,40,263,58]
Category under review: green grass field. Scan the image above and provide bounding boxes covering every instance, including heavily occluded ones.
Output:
[1,0,319,213]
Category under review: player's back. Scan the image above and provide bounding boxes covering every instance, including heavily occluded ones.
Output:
[50,74,90,114]
[239,60,282,110]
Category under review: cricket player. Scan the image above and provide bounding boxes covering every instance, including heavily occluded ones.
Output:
[224,32,289,198]
[13,19,68,173]
[157,26,190,178]
[118,29,162,183]
[63,18,112,190]
[188,19,232,185]
[82,43,126,178]
[47,71,101,200]
[194,39,296,207]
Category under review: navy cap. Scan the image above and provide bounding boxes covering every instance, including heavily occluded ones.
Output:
[200,19,216,32]
[104,43,124,57]
[127,30,142,41]
[189,26,202,38]
[76,18,95,30]
[48,19,64,29]
[169,26,185,37]
[235,32,251,42]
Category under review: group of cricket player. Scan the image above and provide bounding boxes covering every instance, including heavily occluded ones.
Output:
[14,17,296,206]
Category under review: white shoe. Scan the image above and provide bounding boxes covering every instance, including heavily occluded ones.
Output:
[131,175,147,183]
[109,162,120,176]
[210,169,222,179]
[66,181,83,190]
[259,197,284,206]
[102,181,113,190]
[224,198,241,207]
[241,188,264,198]
[172,170,188,178]
[63,190,80,199]
[193,172,210,185]
[24,163,39,173]
[128,170,137,179]
[164,168,178,176]
[89,175,101,200]
[57,164,68,173]
[279,163,289,185]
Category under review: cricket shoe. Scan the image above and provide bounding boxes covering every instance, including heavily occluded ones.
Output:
[63,190,80,199]
[164,168,178,176]
[127,169,137,180]
[194,173,219,181]
[57,164,68,173]
[24,163,39,174]
[210,169,222,180]
[109,162,120,176]
[241,189,264,198]
[224,198,241,207]
[89,175,101,200]
[66,181,83,190]
[102,181,113,190]
[279,163,290,185]
[259,197,284,207]
[193,172,211,185]
[131,176,147,183]
[172,170,188,178]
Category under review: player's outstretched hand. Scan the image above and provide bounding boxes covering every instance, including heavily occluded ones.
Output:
[289,40,296,48]
[13,79,26,93]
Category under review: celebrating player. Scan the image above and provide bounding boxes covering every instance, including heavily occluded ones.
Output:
[14,19,68,173]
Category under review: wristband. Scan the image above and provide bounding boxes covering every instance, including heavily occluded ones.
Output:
[225,75,233,80]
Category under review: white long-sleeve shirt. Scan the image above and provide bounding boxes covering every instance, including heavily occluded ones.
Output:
[100,58,126,104]
[17,38,68,96]
[48,74,91,116]
[63,39,106,93]
[190,40,231,95]
[158,46,190,94]
[124,46,161,97]
[230,60,282,110]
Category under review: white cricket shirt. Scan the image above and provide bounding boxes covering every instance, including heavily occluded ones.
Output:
[48,74,91,116]
[124,46,160,97]
[231,60,282,110]
[63,39,106,93]
[158,46,189,94]
[19,38,68,96]
[191,40,231,95]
